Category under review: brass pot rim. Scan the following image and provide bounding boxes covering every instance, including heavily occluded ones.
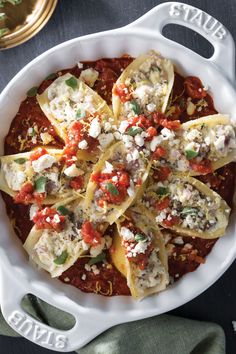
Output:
[0,0,58,50]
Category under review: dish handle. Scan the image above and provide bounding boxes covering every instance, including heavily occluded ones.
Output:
[0,267,111,352]
[127,2,235,84]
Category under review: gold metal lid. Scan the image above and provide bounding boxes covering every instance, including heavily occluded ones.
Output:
[0,0,58,50]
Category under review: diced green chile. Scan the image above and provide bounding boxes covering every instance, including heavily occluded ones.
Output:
[54,251,68,265]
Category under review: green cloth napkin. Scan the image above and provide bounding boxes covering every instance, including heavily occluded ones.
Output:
[0,295,225,354]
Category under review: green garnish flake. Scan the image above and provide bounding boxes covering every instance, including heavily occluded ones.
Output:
[135,233,147,242]
[88,252,106,266]
[181,207,198,216]
[126,126,143,136]
[156,187,169,196]
[14,158,27,164]
[200,123,206,130]
[76,108,86,119]
[35,176,47,193]
[185,149,198,160]
[27,86,38,97]
[54,250,68,265]
[57,205,70,216]
[65,76,77,90]
[45,73,57,80]
[106,182,119,195]
[130,100,141,115]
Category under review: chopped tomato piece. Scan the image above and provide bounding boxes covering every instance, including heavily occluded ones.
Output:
[33,207,65,232]
[146,126,157,141]
[163,216,180,227]
[70,176,84,190]
[30,148,48,161]
[190,159,213,174]
[113,83,131,102]
[126,115,152,130]
[155,197,170,211]
[81,221,102,246]
[152,112,180,130]
[118,172,130,187]
[152,146,166,159]
[184,76,207,99]
[153,166,171,182]
[14,182,45,205]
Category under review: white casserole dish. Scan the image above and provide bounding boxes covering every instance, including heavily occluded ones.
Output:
[0,2,235,352]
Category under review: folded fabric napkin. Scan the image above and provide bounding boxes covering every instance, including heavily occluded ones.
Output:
[0,295,225,354]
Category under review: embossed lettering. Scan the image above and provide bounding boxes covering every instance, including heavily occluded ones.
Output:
[55,335,68,349]
[41,330,54,346]
[19,319,34,336]
[32,324,48,342]
[213,25,227,39]
[203,15,218,32]
[7,311,68,349]
[169,3,181,17]
[169,4,227,40]
[189,10,204,27]
[8,311,25,327]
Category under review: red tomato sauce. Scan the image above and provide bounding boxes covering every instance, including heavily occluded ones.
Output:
[2,57,235,296]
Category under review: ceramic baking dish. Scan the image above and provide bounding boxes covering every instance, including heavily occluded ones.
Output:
[0,2,235,352]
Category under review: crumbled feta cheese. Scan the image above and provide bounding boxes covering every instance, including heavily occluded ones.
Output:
[89,118,101,138]
[79,68,99,87]
[146,103,156,112]
[32,154,56,173]
[91,264,100,275]
[127,186,135,197]
[214,135,225,151]
[120,227,135,241]
[150,135,163,152]
[29,204,39,220]
[161,128,175,140]
[53,214,61,223]
[134,134,145,147]
[98,133,114,148]
[81,273,86,280]
[173,236,184,245]
[103,161,114,173]
[77,61,83,69]
[90,238,105,257]
[104,122,112,132]
[40,132,53,145]
[78,140,88,149]
[64,164,84,177]
[132,241,148,254]
[81,240,90,251]
[119,121,129,133]
[186,101,196,115]
[85,263,91,272]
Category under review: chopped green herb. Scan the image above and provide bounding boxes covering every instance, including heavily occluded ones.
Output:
[45,73,57,80]
[35,176,47,193]
[185,149,198,160]
[14,158,27,164]
[156,187,169,196]
[54,251,68,265]
[27,86,38,97]
[88,252,106,266]
[181,207,198,216]
[76,108,86,119]
[106,182,119,195]
[57,205,70,216]
[65,76,77,90]
[135,233,147,242]
[130,100,141,115]
[126,126,143,136]
[200,123,206,130]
